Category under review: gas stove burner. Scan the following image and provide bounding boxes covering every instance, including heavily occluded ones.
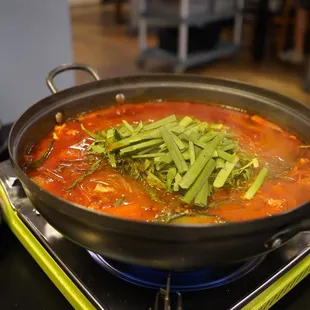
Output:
[88,252,265,292]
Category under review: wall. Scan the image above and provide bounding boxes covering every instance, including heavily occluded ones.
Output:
[0,0,74,124]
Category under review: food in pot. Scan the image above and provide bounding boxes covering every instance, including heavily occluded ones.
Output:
[23,102,310,224]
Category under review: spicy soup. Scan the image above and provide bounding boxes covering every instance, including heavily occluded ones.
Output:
[23,102,310,224]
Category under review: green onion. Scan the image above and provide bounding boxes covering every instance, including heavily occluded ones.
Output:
[179,132,224,189]
[217,150,236,163]
[107,152,116,168]
[166,167,177,191]
[195,182,210,207]
[133,153,167,159]
[210,124,223,130]
[122,120,135,134]
[182,151,190,160]
[29,140,54,168]
[140,129,162,139]
[143,115,177,131]
[213,156,239,188]
[220,143,237,152]
[106,129,115,145]
[138,146,159,155]
[88,143,106,154]
[215,158,225,169]
[182,133,207,149]
[253,158,259,168]
[135,121,143,132]
[199,131,217,143]
[160,127,188,174]
[114,195,125,206]
[156,153,172,164]
[179,116,193,127]
[81,124,103,140]
[79,114,268,208]
[67,159,102,190]
[120,139,163,155]
[171,132,186,150]
[244,167,268,199]
[146,171,166,189]
[117,126,131,138]
[173,173,182,191]
[170,126,185,134]
[212,150,218,157]
[183,159,215,204]
[189,141,195,165]
[109,134,142,151]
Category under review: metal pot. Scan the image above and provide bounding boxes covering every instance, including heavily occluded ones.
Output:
[8,64,310,270]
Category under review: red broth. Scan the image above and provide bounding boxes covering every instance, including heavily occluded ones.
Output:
[24,102,310,223]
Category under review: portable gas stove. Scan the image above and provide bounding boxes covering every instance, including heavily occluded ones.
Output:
[1,159,310,310]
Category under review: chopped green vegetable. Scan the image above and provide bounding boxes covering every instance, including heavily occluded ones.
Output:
[179,133,224,189]
[133,153,167,158]
[81,124,103,140]
[114,195,125,206]
[199,131,217,143]
[122,120,135,134]
[212,150,218,157]
[215,158,225,169]
[89,143,106,154]
[183,159,215,204]
[253,158,259,168]
[79,114,268,208]
[179,116,193,127]
[152,212,187,223]
[107,152,116,168]
[217,150,236,163]
[182,134,207,149]
[67,159,102,190]
[28,140,54,168]
[146,171,166,189]
[189,141,195,165]
[117,126,131,138]
[213,156,239,188]
[220,143,237,152]
[210,124,223,130]
[244,167,268,199]
[195,182,209,207]
[106,129,115,145]
[173,173,182,191]
[120,139,163,155]
[171,132,186,150]
[143,115,177,131]
[170,126,185,134]
[109,134,143,151]
[136,121,144,132]
[166,167,177,191]
[160,127,188,174]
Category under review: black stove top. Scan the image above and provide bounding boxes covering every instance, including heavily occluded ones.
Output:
[0,123,12,162]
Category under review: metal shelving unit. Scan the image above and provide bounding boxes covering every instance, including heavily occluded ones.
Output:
[136,0,244,72]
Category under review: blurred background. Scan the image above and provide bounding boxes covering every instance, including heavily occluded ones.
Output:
[0,0,310,128]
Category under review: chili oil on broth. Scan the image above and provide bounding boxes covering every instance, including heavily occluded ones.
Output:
[24,101,310,224]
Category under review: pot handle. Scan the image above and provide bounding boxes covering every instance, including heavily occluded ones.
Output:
[265,218,310,250]
[46,63,100,94]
